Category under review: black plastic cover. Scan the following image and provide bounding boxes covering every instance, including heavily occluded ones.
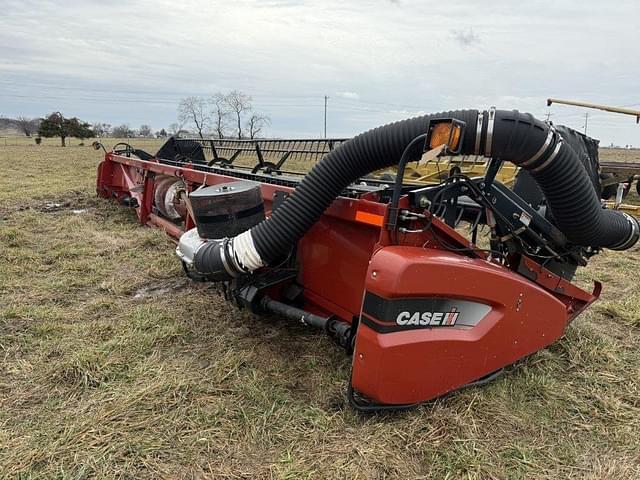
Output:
[189,181,265,239]
[554,125,601,196]
[156,137,207,164]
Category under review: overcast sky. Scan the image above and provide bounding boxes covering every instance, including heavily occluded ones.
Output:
[1,0,639,144]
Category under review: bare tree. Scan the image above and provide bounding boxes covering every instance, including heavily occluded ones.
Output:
[15,116,37,136]
[93,122,111,137]
[246,113,271,139]
[112,124,132,138]
[178,96,210,139]
[168,122,189,137]
[139,124,152,137]
[168,123,181,136]
[211,93,230,139]
[225,90,252,139]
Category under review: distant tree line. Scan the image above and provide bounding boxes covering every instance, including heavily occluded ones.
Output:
[177,90,271,139]
[0,116,41,136]
[92,123,158,138]
[3,90,272,147]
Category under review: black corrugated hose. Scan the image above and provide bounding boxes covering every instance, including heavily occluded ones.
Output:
[193,109,638,280]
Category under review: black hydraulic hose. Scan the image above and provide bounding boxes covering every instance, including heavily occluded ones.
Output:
[389,133,430,219]
[260,296,329,330]
[193,108,639,281]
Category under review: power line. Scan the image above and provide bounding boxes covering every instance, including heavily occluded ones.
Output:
[0,79,431,113]
[0,92,177,104]
[0,91,425,117]
[0,79,325,101]
[0,92,330,108]
[3,77,639,115]
[329,95,425,111]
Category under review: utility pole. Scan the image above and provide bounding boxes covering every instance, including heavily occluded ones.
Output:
[584,112,589,135]
[324,95,328,138]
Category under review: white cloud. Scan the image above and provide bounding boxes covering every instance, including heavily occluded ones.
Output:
[0,0,638,143]
[336,92,360,100]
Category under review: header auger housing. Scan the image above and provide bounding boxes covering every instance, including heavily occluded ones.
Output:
[96,108,638,411]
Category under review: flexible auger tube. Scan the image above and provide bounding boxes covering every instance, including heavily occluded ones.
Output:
[193,110,479,279]
[192,108,639,280]
[488,109,639,250]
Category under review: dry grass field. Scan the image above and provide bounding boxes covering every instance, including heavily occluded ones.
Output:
[1,138,639,479]
[600,148,640,163]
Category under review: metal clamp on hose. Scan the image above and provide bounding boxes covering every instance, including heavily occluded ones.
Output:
[219,238,244,277]
[184,236,244,281]
[531,139,563,173]
[484,107,496,158]
[474,112,484,156]
[608,213,640,250]
[521,125,556,167]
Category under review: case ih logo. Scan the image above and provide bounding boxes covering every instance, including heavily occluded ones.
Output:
[396,308,459,327]
[361,293,490,333]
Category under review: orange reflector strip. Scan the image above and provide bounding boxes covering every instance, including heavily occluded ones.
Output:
[355,210,384,227]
